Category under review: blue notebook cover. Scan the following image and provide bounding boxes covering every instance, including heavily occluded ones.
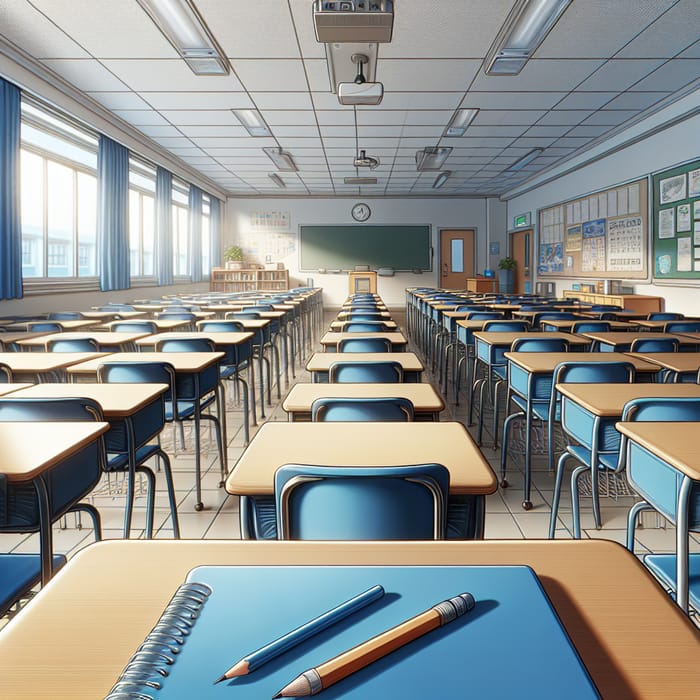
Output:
[107,565,599,699]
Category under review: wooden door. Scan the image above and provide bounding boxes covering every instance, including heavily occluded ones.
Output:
[510,229,533,295]
[439,229,475,289]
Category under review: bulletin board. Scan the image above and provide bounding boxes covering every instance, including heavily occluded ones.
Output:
[652,157,700,281]
[537,177,648,280]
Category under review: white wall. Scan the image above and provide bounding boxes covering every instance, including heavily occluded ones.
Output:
[225,197,507,307]
[504,90,700,315]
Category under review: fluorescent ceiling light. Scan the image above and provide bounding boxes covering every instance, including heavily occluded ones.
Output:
[268,173,286,189]
[344,176,377,185]
[136,0,229,75]
[415,147,452,171]
[443,109,479,137]
[505,147,543,172]
[432,171,452,189]
[263,147,298,172]
[486,0,572,76]
[232,109,271,137]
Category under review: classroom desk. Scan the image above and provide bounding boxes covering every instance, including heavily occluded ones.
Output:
[105,318,192,332]
[0,383,33,395]
[0,421,108,585]
[15,331,151,351]
[539,318,635,332]
[9,383,170,537]
[282,382,445,421]
[336,309,391,319]
[5,538,696,699]
[67,351,225,511]
[580,310,649,321]
[319,331,407,351]
[580,331,697,352]
[0,331,52,350]
[551,383,700,539]
[0,351,108,381]
[615,421,700,614]
[623,352,700,381]
[2,319,98,332]
[81,309,148,321]
[306,351,423,383]
[225,421,496,539]
[329,319,399,331]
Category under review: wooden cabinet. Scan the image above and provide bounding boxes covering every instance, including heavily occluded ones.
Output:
[210,267,289,293]
[562,291,662,313]
[466,277,498,293]
[348,271,377,294]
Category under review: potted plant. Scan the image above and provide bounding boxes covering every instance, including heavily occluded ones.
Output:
[497,256,516,294]
[224,245,244,270]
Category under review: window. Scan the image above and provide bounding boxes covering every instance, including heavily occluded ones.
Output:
[128,158,156,278]
[201,195,211,278]
[172,179,190,277]
[20,99,98,281]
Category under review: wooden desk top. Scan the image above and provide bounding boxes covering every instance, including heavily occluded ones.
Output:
[81,310,148,321]
[678,332,700,341]
[329,319,399,330]
[0,352,108,373]
[3,319,97,332]
[337,310,391,318]
[133,331,254,349]
[581,332,696,347]
[15,331,150,350]
[556,383,700,416]
[0,421,109,481]
[623,352,700,374]
[66,351,225,376]
[541,319,634,331]
[225,421,495,495]
[474,331,590,348]
[456,319,490,331]
[306,352,424,372]
[282,382,445,414]
[10,383,168,418]
[0,331,52,347]
[615,422,700,481]
[634,319,668,330]
[442,310,473,319]
[0,383,33,396]
[104,318,191,332]
[195,318,269,331]
[504,351,661,374]
[320,331,407,346]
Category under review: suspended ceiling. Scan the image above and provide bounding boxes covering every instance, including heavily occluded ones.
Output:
[0,0,699,198]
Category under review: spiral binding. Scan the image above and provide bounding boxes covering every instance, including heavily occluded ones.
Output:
[103,581,212,700]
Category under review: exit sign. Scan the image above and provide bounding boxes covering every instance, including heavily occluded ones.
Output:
[514,212,530,228]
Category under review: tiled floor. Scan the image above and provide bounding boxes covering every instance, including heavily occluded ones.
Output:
[3,307,698,622]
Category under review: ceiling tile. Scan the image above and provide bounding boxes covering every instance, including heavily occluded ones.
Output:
[575,59,665,92]
[471,59,605,92]
[253,92,313,110]
[86,92,152,110]
[233,59,308,91]
[40,59,128,91]
[581,110,638,126]
[632,59,700,91]
[380,59,481,92]
[160,110,241,126]
[461,92,567,110]
[554,92,617,110]
[603,91,670,110]
[112,109,170,126]
[535,110,592,126]
[142,93,254,110]
[474,110,547,126]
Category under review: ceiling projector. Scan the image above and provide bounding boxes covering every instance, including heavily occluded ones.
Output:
[353,149,380,169]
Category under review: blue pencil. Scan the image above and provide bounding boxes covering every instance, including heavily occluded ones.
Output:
[213,584,385,683]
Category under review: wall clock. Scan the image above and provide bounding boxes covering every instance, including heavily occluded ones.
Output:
[351,202,371,222]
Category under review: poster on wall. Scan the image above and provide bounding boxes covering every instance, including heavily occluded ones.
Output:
[565,224,582,252]
[658,208,675,239]
[538,242,563,274]
[677,203,692,232]
[659,174,687,204]
[689,168,700,197]
[677,236,692,272]
[250,211,291,229]
[581,218,606,271]
[606,216,643,271]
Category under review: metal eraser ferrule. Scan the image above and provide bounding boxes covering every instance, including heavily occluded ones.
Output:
[434,593,475,625]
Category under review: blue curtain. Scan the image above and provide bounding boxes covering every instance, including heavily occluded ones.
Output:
[0,78,23,300]
[210,197,222,267]
[155,166,173,286]
[97,135,130,291]
[189,185,203,282]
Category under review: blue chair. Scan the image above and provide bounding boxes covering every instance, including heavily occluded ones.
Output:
[47,312,82,320]
[0,364,12,382]
[482,320,529,332]
[531,312,578,329]
[311,397,414,422]
[274,463,449,540]
[337,337,392,353]
[344,322,392,333]
[111,320,158,334]
[155,311,196,330]
[647,312,683,321]
[664,321,700,333]
[629,337,680,353]
[0,553,67,617]
[344,313,386,322]
[97,361,181,538]
[571,321,611,334]
[26,322,62,332]
[47,337,99,353]
[619,397,700,613]
[329,361,403,383]
[0,397,104,584]
[547,361,636,538]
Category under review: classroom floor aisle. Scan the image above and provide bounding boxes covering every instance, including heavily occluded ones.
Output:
[3,306,699,624]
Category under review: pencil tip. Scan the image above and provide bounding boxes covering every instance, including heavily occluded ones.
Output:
[272,693,283,699]
[213,674,226,685]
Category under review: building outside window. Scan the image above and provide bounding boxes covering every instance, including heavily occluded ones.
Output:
[172,179,190,277]
[128,157,156,279]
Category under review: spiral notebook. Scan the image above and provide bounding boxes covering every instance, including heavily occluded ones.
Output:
[104,565,599,699]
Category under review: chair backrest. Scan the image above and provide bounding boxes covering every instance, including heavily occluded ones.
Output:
[26,322,62,332]
[155,312,196,322]
[647,312,683,321]
[337,337,392,353]
[0,363,13,382]
[465,312,502,321]
[329,361,403,383]
[344,313,385,321]
[47,312,82,320]
[198,320,241,333]
[664,321,700,333]
[455,305,482,312]
[552,360,636,386]
[228,312,261,320]
[482,320,529,332]
[111,321,158,334]
[590,304,622,311]
[156,337,215,353]
[511,337,568,353]
[47,337,99,353]
[97,360,176,402]
[275,463,448,540]
[571,321,611,333]
[533,312,578,326]
[243,305,273,312]
[629,337,680,353]
[311,397,414,422]
[344,322,391,333]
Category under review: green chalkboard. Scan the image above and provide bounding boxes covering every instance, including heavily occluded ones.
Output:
[653,157,700,280]
[299,225,432,271]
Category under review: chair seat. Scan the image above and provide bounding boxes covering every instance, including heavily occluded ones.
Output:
[566,445,618,471]
[0,553,66,616]
[105,443,163,472]
[643,553,700,611]
[165,395,215,422]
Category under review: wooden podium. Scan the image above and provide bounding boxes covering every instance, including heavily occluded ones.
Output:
[349,271,377,294]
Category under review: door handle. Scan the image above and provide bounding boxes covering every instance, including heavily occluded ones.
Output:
[442,262,448,277]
